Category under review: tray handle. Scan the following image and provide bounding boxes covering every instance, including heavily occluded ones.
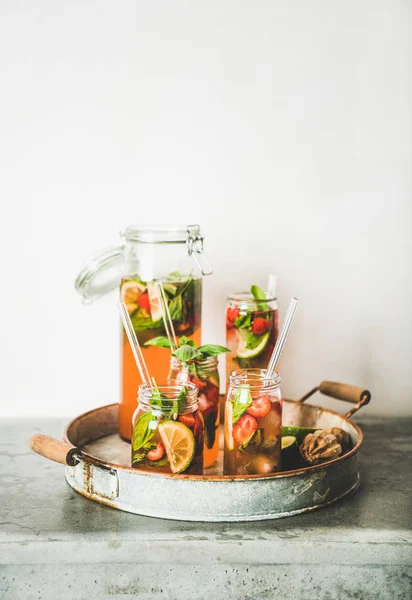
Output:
[299,381,371,418]
[30,434,81,466]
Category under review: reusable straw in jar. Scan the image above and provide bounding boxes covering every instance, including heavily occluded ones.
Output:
[118,302,152,388]
[155,281,178,349]
[266,297,299,377]
[266,273,277,299]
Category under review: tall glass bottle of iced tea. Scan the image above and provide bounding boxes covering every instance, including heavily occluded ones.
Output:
[75,225,212,440]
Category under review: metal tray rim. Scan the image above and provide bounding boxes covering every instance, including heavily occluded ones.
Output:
[63,400,363,482]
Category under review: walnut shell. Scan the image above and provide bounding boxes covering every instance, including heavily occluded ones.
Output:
[323,427,350,452]
[300,429,342,465]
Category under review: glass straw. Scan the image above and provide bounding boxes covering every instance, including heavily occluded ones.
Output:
[118,302,152,388]
[266,273,277,298]
[266,297,299,377]
[155,281,178,348]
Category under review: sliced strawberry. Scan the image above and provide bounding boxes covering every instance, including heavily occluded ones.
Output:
[226,308,240,329]
[226,307,240,323]
[178,414,196,428]
[246,395,271,418]
[147,442,165,461]
[233,414,258,446]
[138,292,150,313]
[251,317,272,335]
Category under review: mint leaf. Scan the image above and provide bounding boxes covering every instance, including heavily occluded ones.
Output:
[132,412,157,452]
[232,386,252,423]
[198,344,230,357]
[173,345,203,362]
[144,336,175,349]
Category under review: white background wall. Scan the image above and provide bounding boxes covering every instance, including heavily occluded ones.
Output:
[0,0,411,418]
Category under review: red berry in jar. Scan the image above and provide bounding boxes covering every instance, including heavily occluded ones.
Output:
[246,395,271,418]
[251,317,272,335]
[147,442,165,461]
[233,414,258,446]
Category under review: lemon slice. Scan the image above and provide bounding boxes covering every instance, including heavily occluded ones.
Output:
[224,401,234,451]
[147,282,163,322]
[237,332,270,359]
[158,421,195,474]
[121,280,146,314]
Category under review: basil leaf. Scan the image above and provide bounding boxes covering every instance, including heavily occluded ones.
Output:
[169,294,183,322]
[169,386,188,420]
[198,344,230,357]
[178,336,196,348]
[144,336,174,349]
[232,387,252,423]
[132,412,158,452]
[174,345,203,362]
[250,285,266,300]
[235,313,252,329]
[251,284,268,311]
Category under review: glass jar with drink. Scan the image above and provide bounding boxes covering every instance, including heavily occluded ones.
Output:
[226,285,279,380]
[224,369,282,476]
[132,381,204,474]
[146,336,228,468]
[75,225,212,441]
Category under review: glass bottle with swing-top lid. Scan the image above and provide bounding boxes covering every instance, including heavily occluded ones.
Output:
[75,225,212,440]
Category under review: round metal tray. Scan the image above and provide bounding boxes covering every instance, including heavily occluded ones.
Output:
[30,381,370,522]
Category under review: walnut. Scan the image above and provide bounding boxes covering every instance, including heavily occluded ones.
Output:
[323,427,351,452]
[300,430,342,465]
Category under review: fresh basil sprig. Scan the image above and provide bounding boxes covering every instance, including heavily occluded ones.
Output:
[145,336,229,363]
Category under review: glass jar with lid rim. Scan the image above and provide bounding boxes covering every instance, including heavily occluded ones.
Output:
[132,380,204,475]
[224,368,282,476]
[75,224,212,441]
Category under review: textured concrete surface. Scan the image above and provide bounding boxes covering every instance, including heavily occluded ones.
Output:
[0,417,411,599]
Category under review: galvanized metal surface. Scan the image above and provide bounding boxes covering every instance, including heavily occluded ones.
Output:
[2,417,412,600]
[61,399,363,521]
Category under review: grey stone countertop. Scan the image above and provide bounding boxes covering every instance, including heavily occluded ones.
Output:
[1,417,411,600]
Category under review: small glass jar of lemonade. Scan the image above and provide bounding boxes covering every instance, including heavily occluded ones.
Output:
[169,355,220,468]
[224,369,282,476]
[131,381,204,475]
